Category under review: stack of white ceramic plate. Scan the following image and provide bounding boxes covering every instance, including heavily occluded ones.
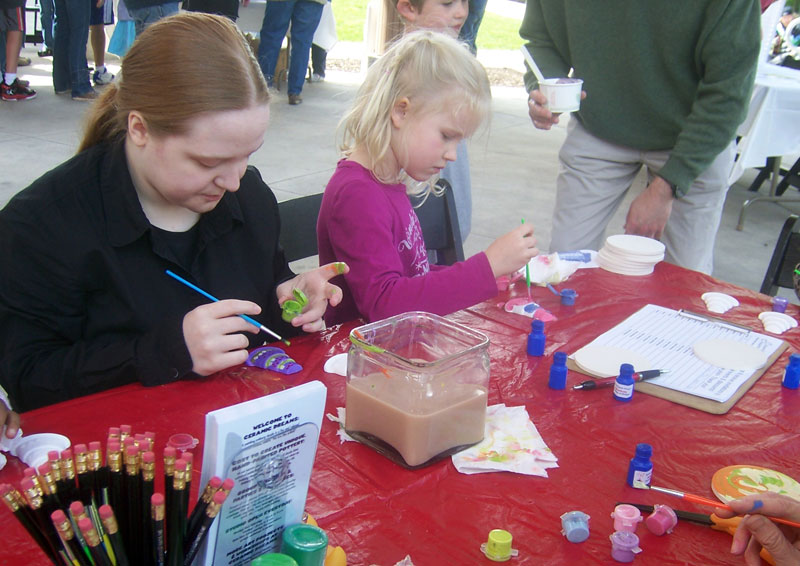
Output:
[597,235,666,276]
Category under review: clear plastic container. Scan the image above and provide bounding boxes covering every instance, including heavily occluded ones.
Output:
[345,312,490,469]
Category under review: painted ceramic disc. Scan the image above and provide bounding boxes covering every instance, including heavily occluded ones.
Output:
[711,465,800,502]
[573,345,652,378]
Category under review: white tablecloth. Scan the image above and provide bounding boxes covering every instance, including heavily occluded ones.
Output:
[729,67,800,184]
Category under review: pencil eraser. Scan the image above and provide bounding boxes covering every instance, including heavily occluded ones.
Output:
[89,441,101,451]
[107,441,120,452]
[107,426,120,436]
[70,501,84,515]
[73,443,88,454]
[77,517,93,533]
[47,451,59,461]
[164,446,177,458]
[20,478,34,490]
[142,451,155,463]
[60,449,72,460]
[37,462,51,475]
[0,483,12,496]
[99,505,113,519]
[222,478,235,491]
[51,509,67,523]
[151,492,165,506]
[182,452,194,463]
[175,459,187,471]
[213,491,227,505]
[119,425,132,434]
[23,467,36,477]
[210,476,223,488]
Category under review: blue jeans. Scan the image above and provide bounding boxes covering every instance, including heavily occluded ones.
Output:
[53,0,93,96]
[459,0,487,54]
[41,0,55,50]
[128,3,179,36]
[258,0,323,96]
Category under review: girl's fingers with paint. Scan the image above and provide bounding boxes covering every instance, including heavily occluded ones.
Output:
[0,401,20,440]
[485,223,539,278]
[720,494,800,566]
[277,262,349,332]
[183,299,261,376]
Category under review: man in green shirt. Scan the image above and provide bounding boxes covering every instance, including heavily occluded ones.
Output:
[521,1,760,274]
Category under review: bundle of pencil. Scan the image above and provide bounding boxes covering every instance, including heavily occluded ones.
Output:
[0,424,233,566]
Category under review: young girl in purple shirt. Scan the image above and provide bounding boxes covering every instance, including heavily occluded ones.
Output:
[317,30,539,325]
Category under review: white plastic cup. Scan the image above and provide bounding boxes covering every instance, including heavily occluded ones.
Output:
[539,78,583,113]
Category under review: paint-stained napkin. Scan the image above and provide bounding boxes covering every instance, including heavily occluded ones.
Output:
[326,404,558,477]
[451,404,559,476]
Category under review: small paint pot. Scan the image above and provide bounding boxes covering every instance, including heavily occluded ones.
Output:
[480,529,518,562]
[609,531,642,563]
[773,297,789,313]
[280,524,328,566]
[611,504,643,533]
[560,510,590,543]
[560,289,577,306]
[645,504,678,535]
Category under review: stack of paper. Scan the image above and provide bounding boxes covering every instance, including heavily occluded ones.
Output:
[597,235,665,276]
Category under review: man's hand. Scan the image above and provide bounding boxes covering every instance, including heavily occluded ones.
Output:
[624,176,674,240]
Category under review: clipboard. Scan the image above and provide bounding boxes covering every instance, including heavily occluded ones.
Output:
[567,305,789,415]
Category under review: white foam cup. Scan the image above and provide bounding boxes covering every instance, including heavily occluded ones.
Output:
[539,78,583,113]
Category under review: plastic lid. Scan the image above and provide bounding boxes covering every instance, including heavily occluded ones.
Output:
[619,363,634,376]
[167,433,199,452]
[609,530,640,550]
[251,554,299,566]
[531,319,545,332]
[281,524,328,566]
[553,351,567,365]
[634,443,652,458]
[482,529,516,561]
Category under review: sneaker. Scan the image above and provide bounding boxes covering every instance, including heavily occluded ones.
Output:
[310,73,325,83]
[288,93,302,105]
[72,89,99,101]
[17,56,32,67]
[93,69,115,86]
[38,48,53,57]
[1,79,37,101]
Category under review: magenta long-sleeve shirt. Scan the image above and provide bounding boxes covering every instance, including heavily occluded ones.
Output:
[317,160,497,326]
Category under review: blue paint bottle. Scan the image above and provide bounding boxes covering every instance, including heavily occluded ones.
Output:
[626,443,653,488]
[527,320,545,357]
[613,363,635,402]
[783,353,800,389]
[549,351,568,389]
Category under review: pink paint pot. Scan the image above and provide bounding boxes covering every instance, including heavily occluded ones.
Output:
[611,504,643,533]
[609,531,641,563]
[645,504,678,536]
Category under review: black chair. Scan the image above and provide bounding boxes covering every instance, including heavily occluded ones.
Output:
[278,193,323,263]
[760,214,800,296]
[414,179,465,266]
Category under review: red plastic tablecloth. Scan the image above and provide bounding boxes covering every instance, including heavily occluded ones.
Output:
[1,262,799,566]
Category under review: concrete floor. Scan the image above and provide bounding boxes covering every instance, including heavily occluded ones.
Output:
[2,41,800,299]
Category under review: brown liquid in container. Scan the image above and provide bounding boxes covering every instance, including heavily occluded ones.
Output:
[345,372,487,467]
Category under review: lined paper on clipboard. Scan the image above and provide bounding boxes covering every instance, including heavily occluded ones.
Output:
[571,304,786,403]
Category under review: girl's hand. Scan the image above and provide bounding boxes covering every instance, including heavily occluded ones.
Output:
[717,493,800,566]
[183,299,261,376]
[0,396,20,439]
[276,262,349,332]
[485,223,539,278]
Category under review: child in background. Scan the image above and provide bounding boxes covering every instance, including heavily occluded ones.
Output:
[317,31,538,325]
[395,0,471,242]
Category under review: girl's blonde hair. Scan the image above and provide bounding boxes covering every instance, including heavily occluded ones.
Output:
[339,30,491,193]
[78,12,269,153]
